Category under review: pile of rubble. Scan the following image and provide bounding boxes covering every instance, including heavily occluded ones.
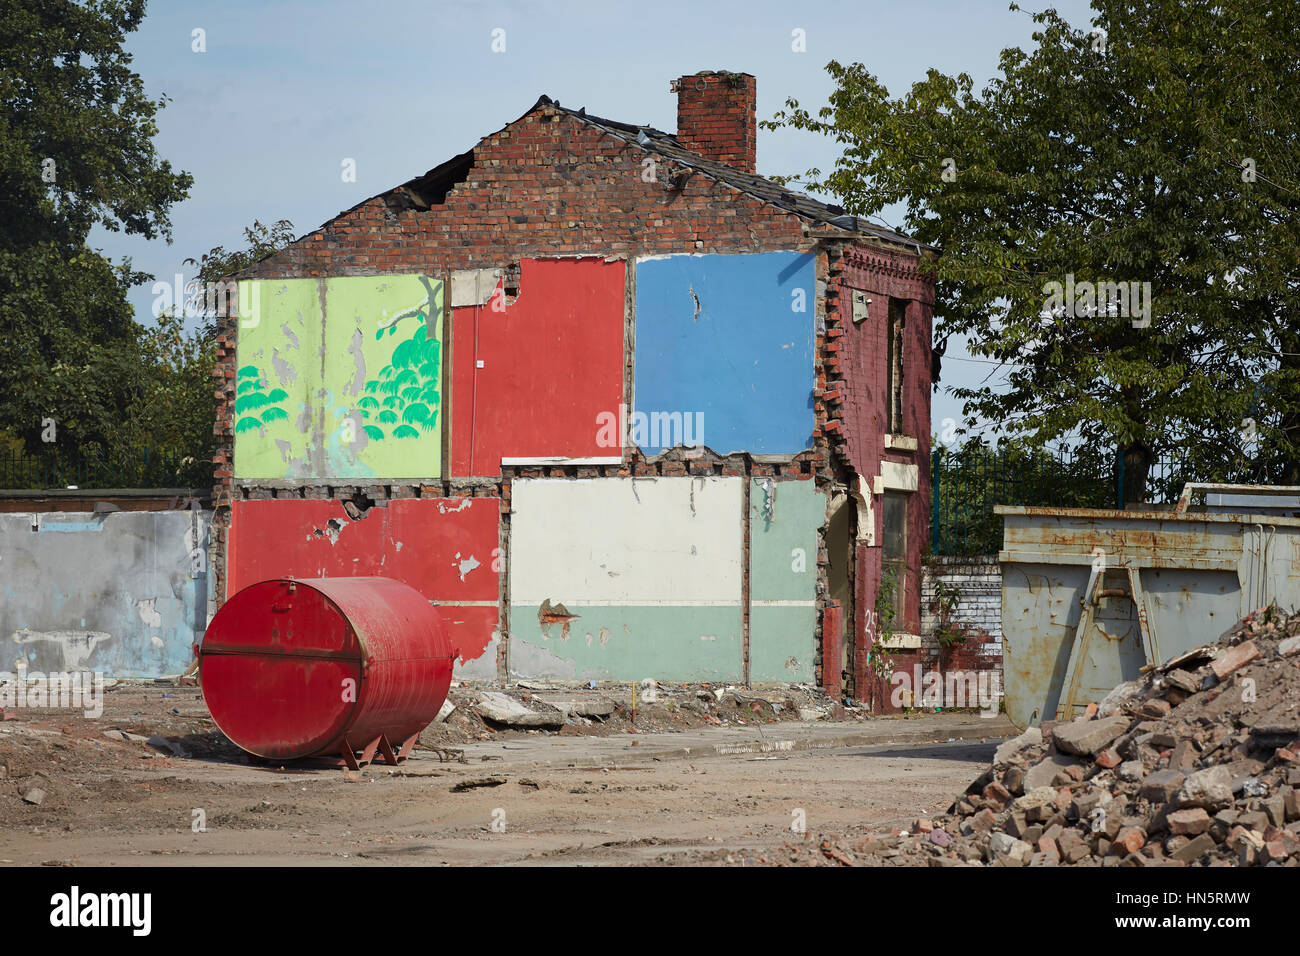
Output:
[859,605,1300,866]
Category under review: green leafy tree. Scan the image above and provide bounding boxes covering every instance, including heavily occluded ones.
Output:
[0,0,193,453]
[119,220,297,474]
[764,0,1300,497]
[185,218,296,335]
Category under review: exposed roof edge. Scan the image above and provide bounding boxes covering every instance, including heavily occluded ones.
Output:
[539,99,928,250]
[240,91,931,278]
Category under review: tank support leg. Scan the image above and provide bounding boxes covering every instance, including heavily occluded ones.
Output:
[396,732,419,762]
[339,736,383,770]
[339,739,360,771]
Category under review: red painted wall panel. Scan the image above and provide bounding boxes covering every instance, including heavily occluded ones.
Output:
[450,257,625,476]
[228,498,500,670]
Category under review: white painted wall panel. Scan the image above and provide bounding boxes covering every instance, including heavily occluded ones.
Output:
[511,477,743,604]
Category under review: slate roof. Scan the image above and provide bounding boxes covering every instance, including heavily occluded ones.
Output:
[533,96,926,252]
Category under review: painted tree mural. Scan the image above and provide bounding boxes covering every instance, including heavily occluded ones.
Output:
[359,312,440,442]
[235,366,289,435]
[234,275,444,479]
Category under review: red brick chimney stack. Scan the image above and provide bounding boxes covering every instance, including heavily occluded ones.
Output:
[673,71,757,174]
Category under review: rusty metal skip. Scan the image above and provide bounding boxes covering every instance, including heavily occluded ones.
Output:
[997,484,1300,729]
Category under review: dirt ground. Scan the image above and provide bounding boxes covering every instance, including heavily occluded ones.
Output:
[0,681,999,866]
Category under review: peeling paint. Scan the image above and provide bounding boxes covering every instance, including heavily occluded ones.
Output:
[538,599,579,640]
[312,517,346,545]
[135,599,162,629]
[271,347,297,385]
[1,510,207,677]
[346,327,366,396]
[231,498,499,678]
[10,629,114,670]
[454,552,480,581]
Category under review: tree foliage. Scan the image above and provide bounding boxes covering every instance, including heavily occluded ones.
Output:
[185,218,296,335]
[765,0,1300,495]
[121,220,297,471]
[0,0,193,453]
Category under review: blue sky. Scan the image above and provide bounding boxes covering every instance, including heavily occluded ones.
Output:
[94,0,1099,439]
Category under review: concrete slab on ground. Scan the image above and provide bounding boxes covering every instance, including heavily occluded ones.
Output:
[429,714,1016,771]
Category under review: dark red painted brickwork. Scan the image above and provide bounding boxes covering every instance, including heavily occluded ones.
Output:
[827,242,936,706]
[822,600,843,701]
[450,257,625,476]
[933,628,1003,674]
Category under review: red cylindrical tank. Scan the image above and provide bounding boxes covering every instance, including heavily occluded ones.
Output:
[199,577,454,763]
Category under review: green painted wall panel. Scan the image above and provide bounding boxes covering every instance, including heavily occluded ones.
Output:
[749,478,823,599]
[234,275,444,480]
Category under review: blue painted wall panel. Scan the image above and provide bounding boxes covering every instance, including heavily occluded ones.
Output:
[634,252,815,455]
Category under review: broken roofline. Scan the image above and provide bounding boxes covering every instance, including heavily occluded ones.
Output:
[235,92,928,278]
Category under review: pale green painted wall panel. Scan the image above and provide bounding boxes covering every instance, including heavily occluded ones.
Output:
[749,478,823,599]
[750,606,817,682]
[509,604,741,682]
[234,279,319,479]
[749,478,823,682]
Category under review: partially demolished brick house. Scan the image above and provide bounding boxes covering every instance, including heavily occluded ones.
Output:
[211,70,936,709]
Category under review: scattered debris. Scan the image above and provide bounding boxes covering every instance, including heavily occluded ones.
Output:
[146,735,190,758]
[102,729,148,743]
[836,604,1300,867]
[473,692,565,730]
[531,696,616,720]
[451,776,507,792]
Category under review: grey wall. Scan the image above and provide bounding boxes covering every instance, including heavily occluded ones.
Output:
[921,555,1002,655]
[0,508,209,678]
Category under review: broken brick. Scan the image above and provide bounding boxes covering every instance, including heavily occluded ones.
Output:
[1140,699,1172,719]
[1211,641,1260,680]
[1167,808,1211,836]
[1114,826,1146,855]
[982,781,1012,808]
[1095,747,1122,769]
[1036,836,1061,863]
[1263,840,1291,862]
[1171,833,1215,863]
[1139,769,1185,803]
